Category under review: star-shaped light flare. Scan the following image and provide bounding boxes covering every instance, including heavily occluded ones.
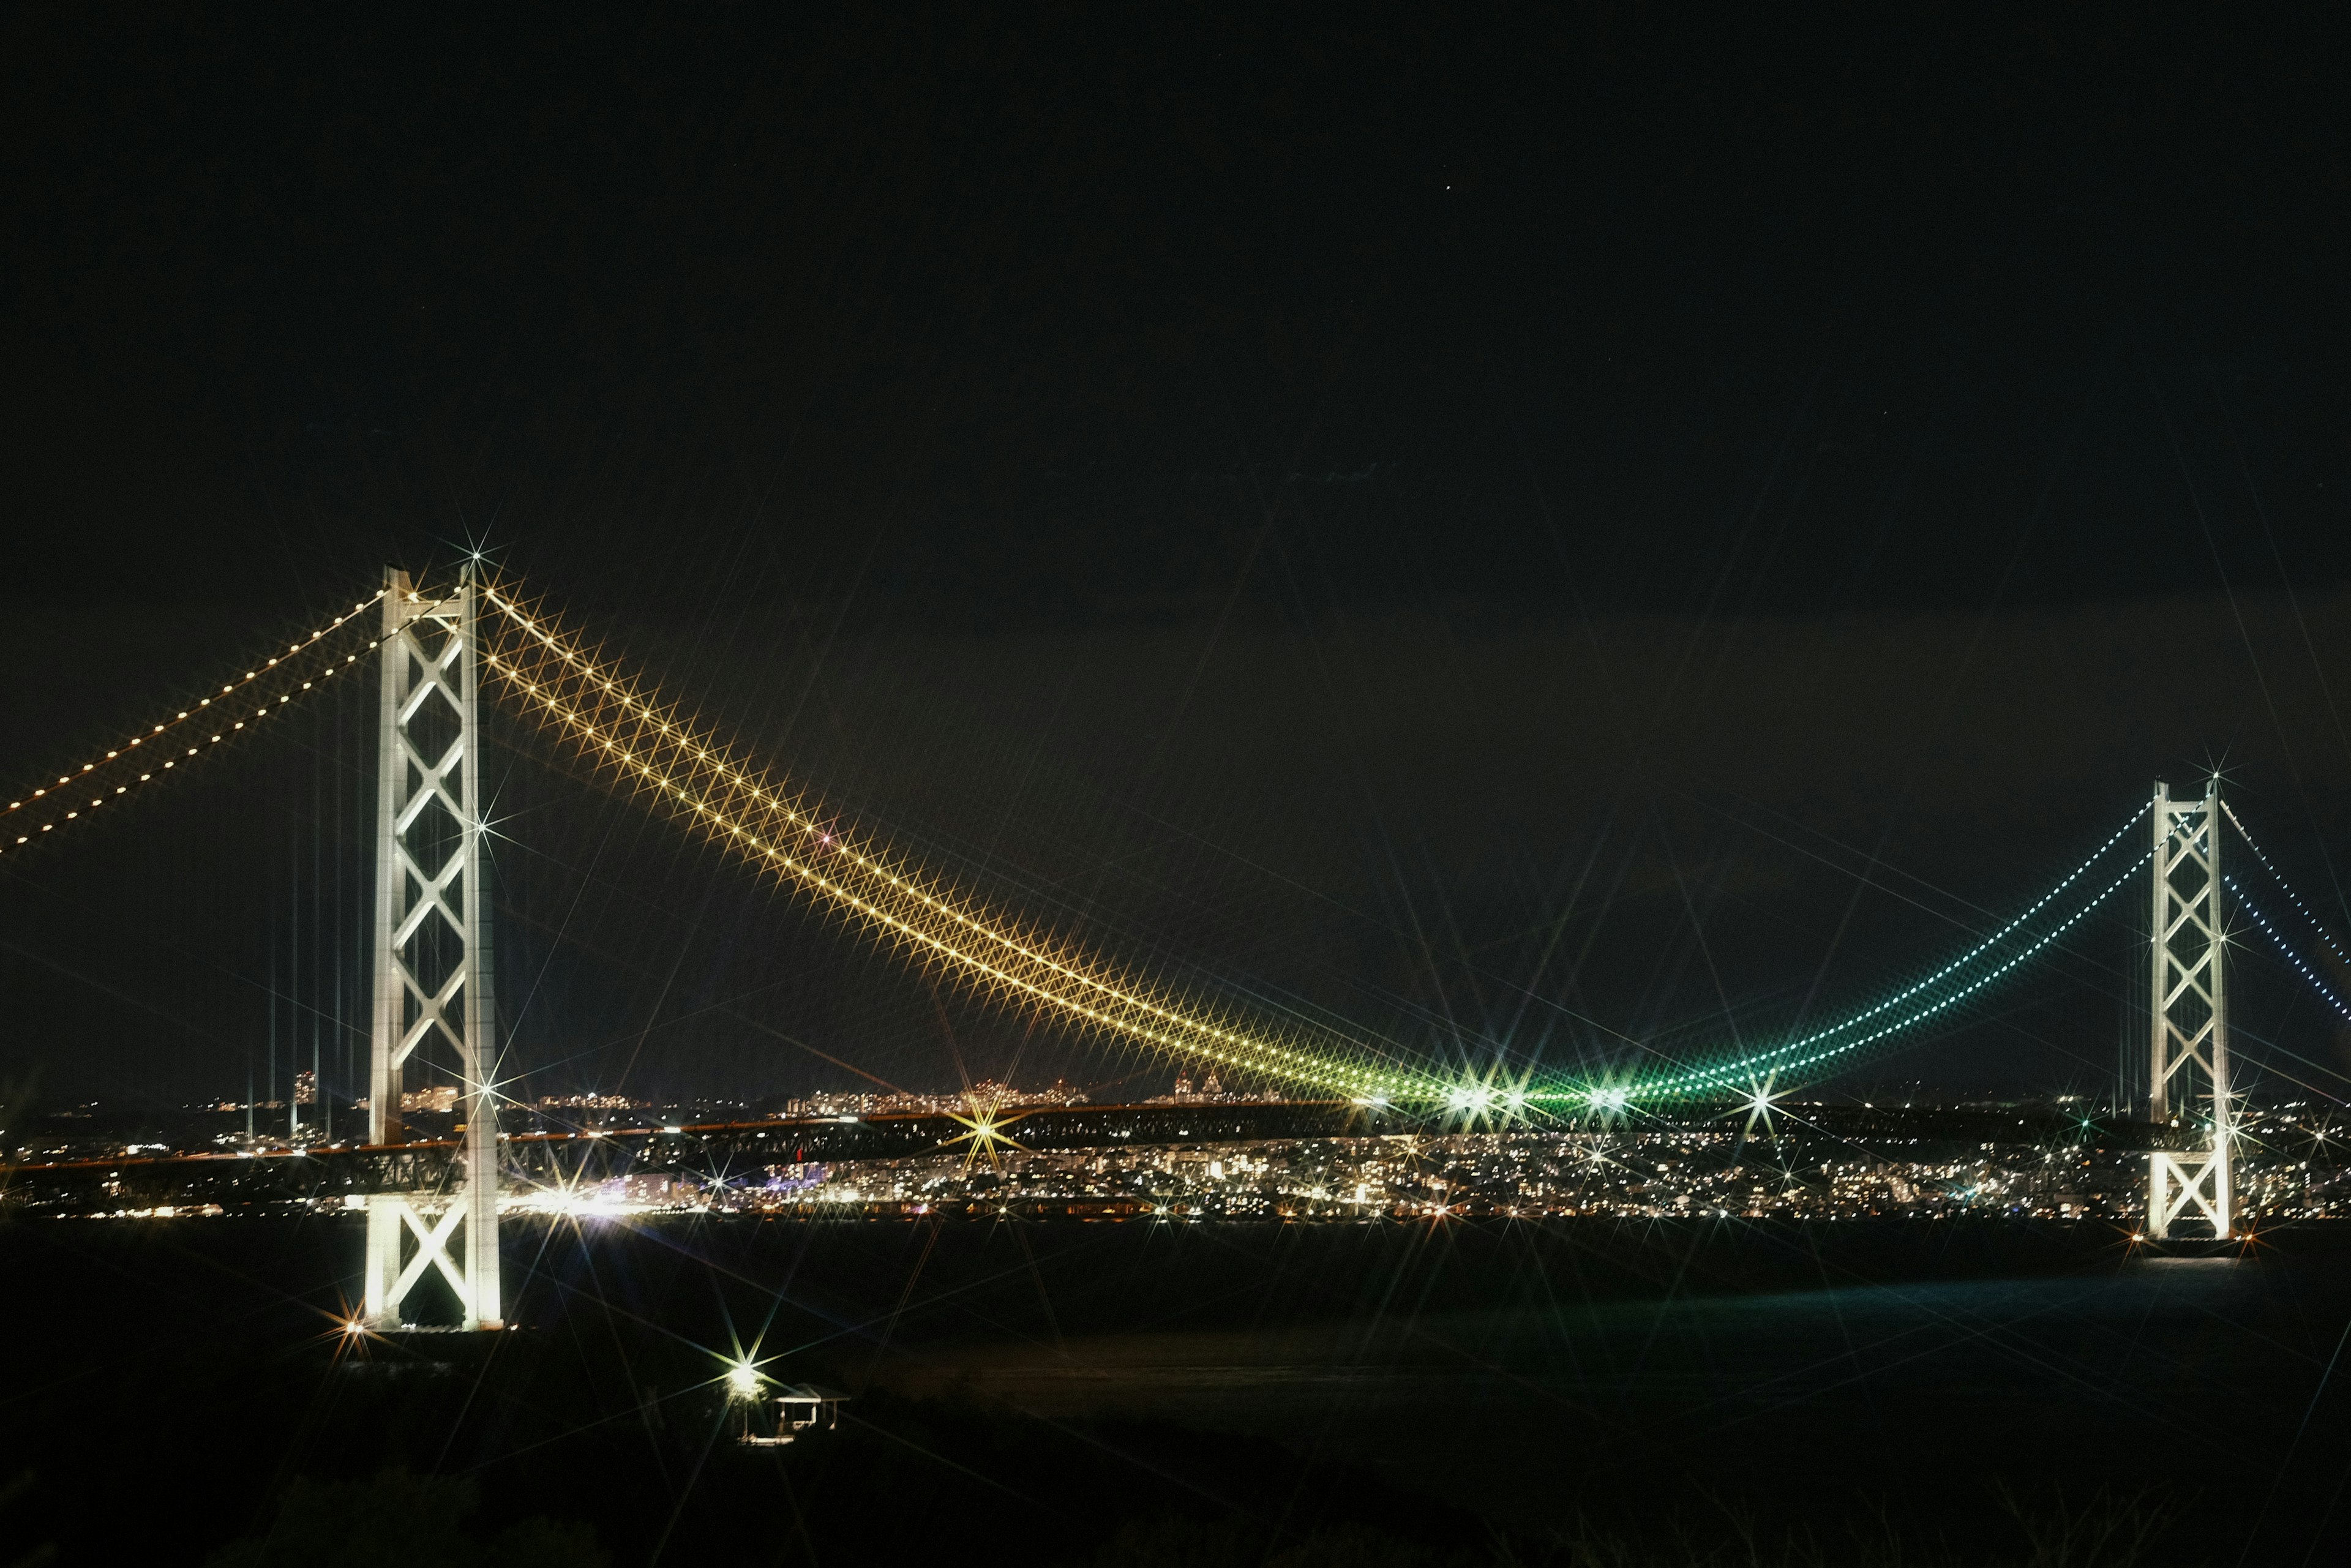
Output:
[943,1086,1032,1176]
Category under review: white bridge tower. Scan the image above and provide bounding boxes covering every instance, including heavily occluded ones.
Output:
[364,565,502,1329]
[2147,778,2232,1240]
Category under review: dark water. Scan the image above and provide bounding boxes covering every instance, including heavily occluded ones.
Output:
[895,1264,2342,1531]
[4,1216,2349,1564]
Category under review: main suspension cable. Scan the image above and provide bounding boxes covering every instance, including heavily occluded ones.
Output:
[2228,876,2351,1027]
[479,576,2177,1112]
[2221,800,2351,973]
[1635,842,2153,1102]
[1,591,388,863]
[478,580,1453,1104]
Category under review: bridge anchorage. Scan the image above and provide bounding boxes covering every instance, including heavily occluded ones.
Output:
[362,565,501,1331]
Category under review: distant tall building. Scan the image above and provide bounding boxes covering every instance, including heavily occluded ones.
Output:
[399,1085,459,1114]
[294,1069,317,1106]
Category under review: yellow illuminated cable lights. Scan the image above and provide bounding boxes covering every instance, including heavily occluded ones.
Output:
[0,571,2188,1115]
[477,582,1448,1103]
[3,591,384,820]
[0,599,384,861]
[477,579,2156,1113]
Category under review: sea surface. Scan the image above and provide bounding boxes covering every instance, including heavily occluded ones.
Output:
[891,1261,2339,1531]
[5,1216,2349,1562]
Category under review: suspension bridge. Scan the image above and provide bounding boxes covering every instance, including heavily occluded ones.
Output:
[4,564,2345,1331]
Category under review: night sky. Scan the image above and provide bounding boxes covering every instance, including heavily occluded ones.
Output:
[2,7,2347,1111]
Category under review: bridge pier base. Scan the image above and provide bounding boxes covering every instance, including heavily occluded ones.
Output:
[363,1193,501,1330]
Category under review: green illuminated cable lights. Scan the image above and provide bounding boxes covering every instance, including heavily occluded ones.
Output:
[1522,807,2153,1109]
[2229,877,2351,1026]
[2221,805,2351,1026]
[1616,850,2151,1103]
[2222,801,2351,972]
